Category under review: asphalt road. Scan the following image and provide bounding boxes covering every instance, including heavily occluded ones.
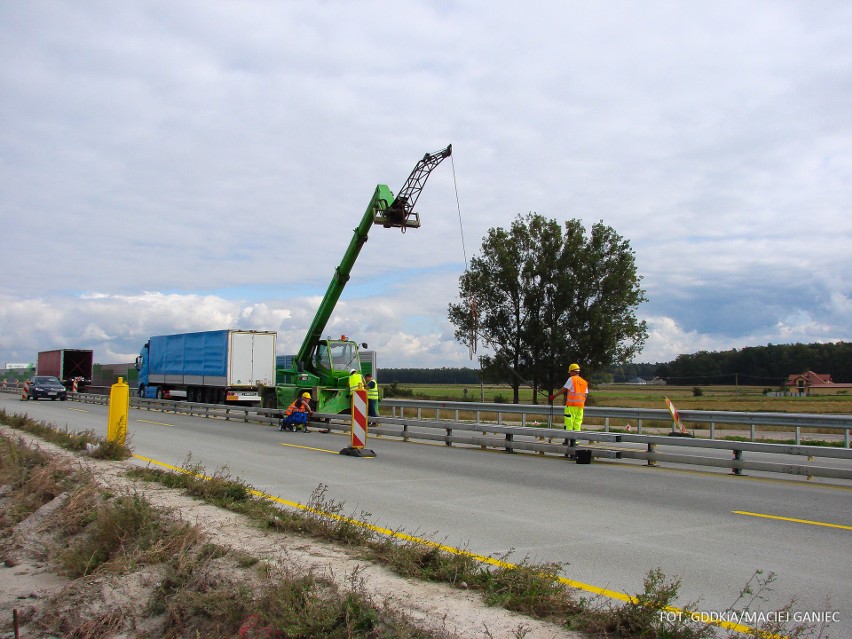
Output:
[4,393,851,636]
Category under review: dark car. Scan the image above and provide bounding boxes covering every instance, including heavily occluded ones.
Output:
[26,376,68,401]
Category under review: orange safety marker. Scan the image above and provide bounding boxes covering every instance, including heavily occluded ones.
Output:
[21,380,30,400]
[340,389,376,457]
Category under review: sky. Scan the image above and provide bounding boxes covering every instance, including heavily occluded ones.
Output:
[1,1,850,370]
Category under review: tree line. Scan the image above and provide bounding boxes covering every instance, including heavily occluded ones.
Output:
[381,342,852,387]
[655,341,852,385]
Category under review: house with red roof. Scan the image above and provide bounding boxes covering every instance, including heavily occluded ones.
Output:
[785,371,852,396]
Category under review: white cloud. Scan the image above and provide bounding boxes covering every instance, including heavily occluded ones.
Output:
[2,1,851,370]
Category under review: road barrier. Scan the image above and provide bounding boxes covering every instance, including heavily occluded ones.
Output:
[4,390,850,480]
[381,399,852,447]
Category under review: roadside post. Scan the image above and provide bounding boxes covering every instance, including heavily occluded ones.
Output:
[107,377,130,445]
[340,389,376,457]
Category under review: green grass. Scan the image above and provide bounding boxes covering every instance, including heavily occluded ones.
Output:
[0,407,132,459]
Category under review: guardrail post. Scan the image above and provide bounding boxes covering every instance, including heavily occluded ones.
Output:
[604,417,610,432]
[646,442,657,467]
[750,423,756,441]
[637,419,643,435]
[402,423,409,442]
[446,427,452,446]
[505,432,514,453]
[795,427,800,446]
[732,450,744,475]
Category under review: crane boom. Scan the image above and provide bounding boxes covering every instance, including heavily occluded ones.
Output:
[294,144,452,371]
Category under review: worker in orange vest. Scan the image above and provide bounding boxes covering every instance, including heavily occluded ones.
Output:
[549,363,589,431]
[280,392,313,432]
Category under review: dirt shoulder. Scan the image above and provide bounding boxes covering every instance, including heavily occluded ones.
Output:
[0,425,583,639]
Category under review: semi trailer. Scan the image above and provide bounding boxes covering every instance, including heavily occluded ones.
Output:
[136,329,276,404]
[36,349,94,390]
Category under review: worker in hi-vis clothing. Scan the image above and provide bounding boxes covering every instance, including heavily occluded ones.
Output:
[364,373,379,424]
[549,363,589,431]
[348,368,364,392]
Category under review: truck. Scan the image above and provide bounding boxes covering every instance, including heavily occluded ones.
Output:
[135,329,276,404]
[36,349,94,390]
[262,145,452,414]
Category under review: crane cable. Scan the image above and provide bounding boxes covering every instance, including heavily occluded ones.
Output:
[450,154,478,359]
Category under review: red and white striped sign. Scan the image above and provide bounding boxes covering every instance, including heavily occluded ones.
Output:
[21,380,30,400]
[350,389,368,449]
[665,396,687,433]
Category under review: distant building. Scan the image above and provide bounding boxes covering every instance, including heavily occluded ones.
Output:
[626,376,666,385]
[785,371,852,396]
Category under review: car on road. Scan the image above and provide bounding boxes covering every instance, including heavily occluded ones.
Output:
[25,376,68,401]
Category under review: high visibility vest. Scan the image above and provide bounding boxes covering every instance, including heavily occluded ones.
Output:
[349,372,363,391]
[366,378,379,400]
[564,375,588,407]
[285,397,311,416]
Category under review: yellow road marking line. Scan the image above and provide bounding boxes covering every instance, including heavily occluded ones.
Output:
[137,419,173,427]
[131,452,759,636]
[732,510,852,530]
[278,442,346,454]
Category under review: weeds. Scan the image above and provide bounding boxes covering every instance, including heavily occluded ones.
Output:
[54,489,201,577]
[0,407,131,460]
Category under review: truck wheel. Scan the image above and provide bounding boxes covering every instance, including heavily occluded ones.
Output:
[156,388,163,400]
[138,385,145,398]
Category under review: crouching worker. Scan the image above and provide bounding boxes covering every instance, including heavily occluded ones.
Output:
[280,392,313,432]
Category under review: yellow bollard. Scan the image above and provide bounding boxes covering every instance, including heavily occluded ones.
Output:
[107,376,130,445]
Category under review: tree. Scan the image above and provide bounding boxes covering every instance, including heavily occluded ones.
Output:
[449,213,647,402]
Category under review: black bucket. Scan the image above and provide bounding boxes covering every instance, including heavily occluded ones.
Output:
[575,449,592,464]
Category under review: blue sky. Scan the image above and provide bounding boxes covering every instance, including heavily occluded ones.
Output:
[1,1,850,369]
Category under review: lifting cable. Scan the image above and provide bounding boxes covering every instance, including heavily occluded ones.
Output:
[451,154,478,359]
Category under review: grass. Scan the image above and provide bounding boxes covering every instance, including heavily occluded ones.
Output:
[0,406,132,460]
[0,432,457,639]
[390,383,852,414]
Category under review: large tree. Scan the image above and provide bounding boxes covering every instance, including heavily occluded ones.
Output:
[448,213,647,402]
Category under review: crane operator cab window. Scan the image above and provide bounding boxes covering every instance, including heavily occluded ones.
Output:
[315,339,361,375]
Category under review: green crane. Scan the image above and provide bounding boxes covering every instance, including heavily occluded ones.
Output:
[268,145,452,414]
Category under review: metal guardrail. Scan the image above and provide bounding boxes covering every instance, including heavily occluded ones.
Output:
[4,390,850,480]
[381,399,852,447]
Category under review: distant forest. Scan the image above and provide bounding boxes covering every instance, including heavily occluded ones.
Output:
[381,342,852,387]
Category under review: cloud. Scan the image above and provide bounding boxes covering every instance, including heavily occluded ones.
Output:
[2,1,851,370]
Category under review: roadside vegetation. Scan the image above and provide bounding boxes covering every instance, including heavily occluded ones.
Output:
[121,463,829,639]
[2,409,827,638]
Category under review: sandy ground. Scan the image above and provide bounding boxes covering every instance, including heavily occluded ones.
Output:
[0,425,584,639]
